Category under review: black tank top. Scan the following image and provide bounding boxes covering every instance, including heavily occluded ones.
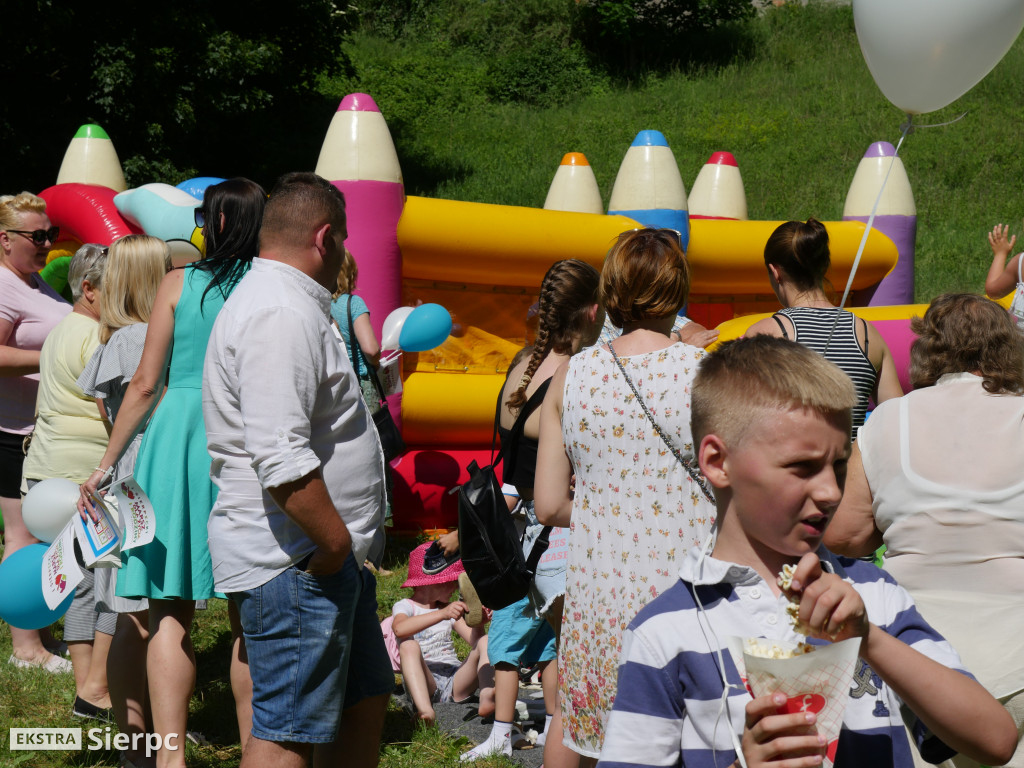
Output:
[497,379,551,489]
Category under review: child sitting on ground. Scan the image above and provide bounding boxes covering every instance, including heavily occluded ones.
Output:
[393,542,495,726]
[597,336,1016,768]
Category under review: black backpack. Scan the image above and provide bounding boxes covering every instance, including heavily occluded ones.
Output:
[457,381,552,611]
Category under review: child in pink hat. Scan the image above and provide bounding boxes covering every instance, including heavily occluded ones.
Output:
[392,542,495,725]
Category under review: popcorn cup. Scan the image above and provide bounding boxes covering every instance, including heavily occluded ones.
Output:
[728,637,861,767]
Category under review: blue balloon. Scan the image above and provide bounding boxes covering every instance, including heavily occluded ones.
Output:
[398,304,453,352]
[176,176,226,201]
[0,544,76,630]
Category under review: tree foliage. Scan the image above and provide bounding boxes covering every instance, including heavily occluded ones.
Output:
[573,0,757,73]
[2,0,353,192]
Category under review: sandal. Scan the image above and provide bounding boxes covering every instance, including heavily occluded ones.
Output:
[458,573,484,627]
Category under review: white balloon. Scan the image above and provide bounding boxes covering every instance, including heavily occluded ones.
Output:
[381,306,414,351]
[854,0,1024,115]
[22,478,81,543]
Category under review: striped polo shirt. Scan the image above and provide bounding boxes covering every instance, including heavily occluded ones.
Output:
[776,307,877,438]
[597,546,968,768]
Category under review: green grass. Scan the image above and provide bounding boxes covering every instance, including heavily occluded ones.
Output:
[320,1,1024,304]
[0,537,510,768]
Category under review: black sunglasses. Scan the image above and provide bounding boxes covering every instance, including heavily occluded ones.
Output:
[194,208,206,228]
[7,226,60,246]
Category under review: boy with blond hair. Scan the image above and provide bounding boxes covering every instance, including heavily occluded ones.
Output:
[597,336,1015,768]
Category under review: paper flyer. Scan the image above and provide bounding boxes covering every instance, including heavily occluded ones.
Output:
[380,353,402,396]
[110,476,156,550]
[72,492,123,567]
[41,521,85,610]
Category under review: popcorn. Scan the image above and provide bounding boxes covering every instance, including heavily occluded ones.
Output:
[744,637,814,659]
[778,563,811,635]
[777,563,797,590]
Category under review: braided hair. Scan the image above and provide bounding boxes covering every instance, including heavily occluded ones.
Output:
[506,259,600,411]
[763,218,830,292]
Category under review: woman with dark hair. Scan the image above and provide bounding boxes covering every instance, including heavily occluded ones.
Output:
[826,293,1024,768]
[745,217,902,438]
[79,177,266,768]
[535,229,717,765]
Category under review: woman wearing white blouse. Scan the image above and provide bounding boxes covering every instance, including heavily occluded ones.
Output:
[827,293,1024,768]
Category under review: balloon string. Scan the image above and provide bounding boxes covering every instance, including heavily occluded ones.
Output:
[824,120,913,353]
[900,111,968,133]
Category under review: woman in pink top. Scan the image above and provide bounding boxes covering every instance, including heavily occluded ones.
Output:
[0,192,72,672]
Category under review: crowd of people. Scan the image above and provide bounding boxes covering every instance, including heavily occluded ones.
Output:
[2,175,1023,768]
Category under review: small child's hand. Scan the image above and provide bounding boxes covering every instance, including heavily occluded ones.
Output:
[784,552,869,643]
[740,691,826,767]
[442,600,467,621]
[989,224,1017,259]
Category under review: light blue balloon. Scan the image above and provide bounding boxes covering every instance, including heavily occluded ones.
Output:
[398,304,453,352]
[0,544,76,630]
[176,177,227,201]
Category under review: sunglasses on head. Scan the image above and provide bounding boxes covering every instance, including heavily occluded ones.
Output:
[7,226,60,246]
[630,227,683,248]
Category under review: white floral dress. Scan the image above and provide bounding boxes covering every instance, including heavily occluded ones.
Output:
[558,343,716,757]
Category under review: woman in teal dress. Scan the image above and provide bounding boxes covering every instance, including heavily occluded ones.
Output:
[80,178,265,768]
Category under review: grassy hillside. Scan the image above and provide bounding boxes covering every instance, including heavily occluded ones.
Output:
[321,2,1024,303]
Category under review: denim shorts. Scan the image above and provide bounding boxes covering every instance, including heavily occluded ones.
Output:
[342,566,397,710]
[487,593,556,667]
[521,499,568,618]
[232,554,362,744]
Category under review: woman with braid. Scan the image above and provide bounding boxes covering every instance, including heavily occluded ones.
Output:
[535,229,717,765]
[461,259,602,764]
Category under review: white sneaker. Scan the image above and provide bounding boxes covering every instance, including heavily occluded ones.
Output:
[9,653,72,674]
[460,734,512,762]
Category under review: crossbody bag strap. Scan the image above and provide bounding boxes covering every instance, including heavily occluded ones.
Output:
[347,297,389,407]
[607,342,716,504]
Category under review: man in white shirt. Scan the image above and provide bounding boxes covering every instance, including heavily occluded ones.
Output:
[203,172,389,768]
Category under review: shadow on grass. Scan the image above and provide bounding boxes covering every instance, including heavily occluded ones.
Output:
[390,133,473,199]
[190,602,242,749]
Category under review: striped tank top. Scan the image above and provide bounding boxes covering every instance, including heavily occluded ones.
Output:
[775,306,877,438]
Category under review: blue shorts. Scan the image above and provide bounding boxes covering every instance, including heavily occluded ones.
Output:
[233,554,369,744]
[486,594,556,667]
[343,566,396,710]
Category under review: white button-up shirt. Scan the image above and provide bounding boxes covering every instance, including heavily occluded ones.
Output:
[203,257,384,592]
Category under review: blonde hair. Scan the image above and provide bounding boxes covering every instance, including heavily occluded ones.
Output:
[0,192,46,230]
[332,248,358,299]
[99,235,171,343]
[692,335,856,448]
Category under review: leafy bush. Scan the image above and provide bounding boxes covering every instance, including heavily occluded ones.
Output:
[487,40,601,107]
[574,0,757,74]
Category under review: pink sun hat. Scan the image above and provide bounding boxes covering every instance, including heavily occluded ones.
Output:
[401,541,465,588]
